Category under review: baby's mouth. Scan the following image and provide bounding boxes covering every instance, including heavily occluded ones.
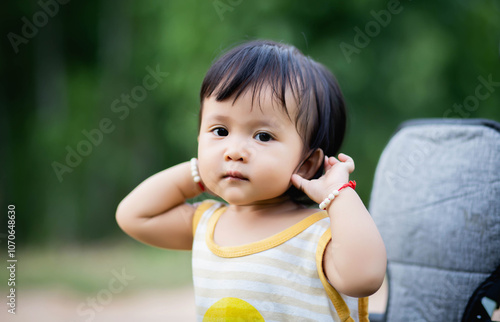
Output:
[223,170,249,181]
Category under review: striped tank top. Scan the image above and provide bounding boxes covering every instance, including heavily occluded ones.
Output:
[192,200,369,322]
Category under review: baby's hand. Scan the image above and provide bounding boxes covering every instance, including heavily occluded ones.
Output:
[291,153,355,204]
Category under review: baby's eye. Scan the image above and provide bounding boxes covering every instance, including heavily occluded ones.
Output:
[255,132,273,142]
[212,127,228,137]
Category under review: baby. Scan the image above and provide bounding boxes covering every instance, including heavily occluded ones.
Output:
[116,40,387,321]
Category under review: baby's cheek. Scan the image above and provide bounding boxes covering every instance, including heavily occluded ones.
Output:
[201,171,218,191]
[262,170,294,193]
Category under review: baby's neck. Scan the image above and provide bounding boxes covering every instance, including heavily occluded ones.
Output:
[213,199,317,247]
[226,198,304,218]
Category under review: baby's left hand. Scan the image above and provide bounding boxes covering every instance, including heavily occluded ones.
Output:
[291,153,355,204]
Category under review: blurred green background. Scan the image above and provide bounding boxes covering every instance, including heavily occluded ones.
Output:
[1,0,500,297]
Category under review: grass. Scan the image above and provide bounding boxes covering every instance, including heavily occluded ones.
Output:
[1,240,193,295]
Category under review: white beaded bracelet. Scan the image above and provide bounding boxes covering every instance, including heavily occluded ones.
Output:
[319,180,356,210]
[190,158,205,191]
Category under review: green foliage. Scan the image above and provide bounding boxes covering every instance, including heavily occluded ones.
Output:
[2,0,499,245]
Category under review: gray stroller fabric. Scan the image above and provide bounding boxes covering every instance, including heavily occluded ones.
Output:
[369,119,500,321]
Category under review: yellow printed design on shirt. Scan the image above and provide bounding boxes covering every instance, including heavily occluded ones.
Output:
[203,297,265,321]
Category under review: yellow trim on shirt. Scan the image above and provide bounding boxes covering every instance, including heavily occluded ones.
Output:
[315,228,370,322]
[192,200,218,236]
[358,296,369,321]
[206,206,329,258]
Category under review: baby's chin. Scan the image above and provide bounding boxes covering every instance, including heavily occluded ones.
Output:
[220,195,253,206]
[217,191,260,206]
[209,183,292,206]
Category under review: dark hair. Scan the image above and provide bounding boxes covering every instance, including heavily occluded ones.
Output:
[199,40,347,205]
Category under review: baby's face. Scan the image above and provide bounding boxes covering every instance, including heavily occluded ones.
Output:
[197,87,305,206]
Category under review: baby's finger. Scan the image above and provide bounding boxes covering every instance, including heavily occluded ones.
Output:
[291,173,309,193]
[323,156,333,171]
[337,153,350,162]
[338,153,355,172]
[324,156,339,172]
[328,156,340,166]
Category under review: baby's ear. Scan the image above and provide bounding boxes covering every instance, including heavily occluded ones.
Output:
[296,148,324,180]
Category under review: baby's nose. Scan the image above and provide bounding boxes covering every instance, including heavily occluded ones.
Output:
[224,139,249,162]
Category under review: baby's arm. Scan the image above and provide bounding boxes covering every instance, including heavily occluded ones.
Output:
[115,161,202,250]
[292,153,387,298]
[322,186,386,297]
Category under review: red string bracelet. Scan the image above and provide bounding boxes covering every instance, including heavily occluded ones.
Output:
[190,158,205,192]
[319,180,356,210]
